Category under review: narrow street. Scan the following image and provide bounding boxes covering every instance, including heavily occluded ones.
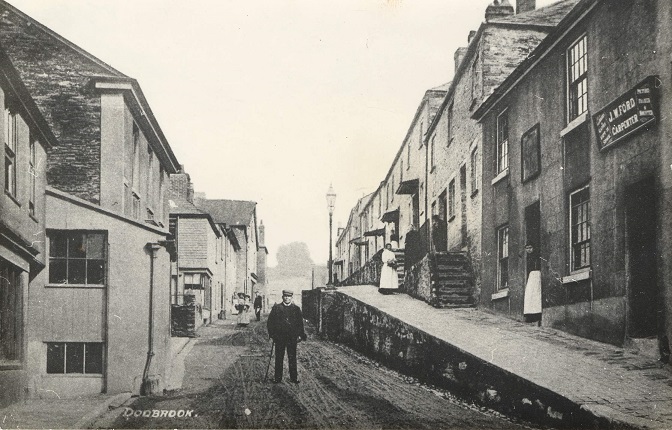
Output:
[92,317,542,429]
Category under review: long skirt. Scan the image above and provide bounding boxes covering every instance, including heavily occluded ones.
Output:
[379,264,399,292]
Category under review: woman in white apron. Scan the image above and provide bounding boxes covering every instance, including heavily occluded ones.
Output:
[379,243,399,294]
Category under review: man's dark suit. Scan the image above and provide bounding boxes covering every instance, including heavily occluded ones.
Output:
[267,302,306,382]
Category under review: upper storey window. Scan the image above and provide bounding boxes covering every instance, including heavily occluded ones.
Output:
[4,107,17,197]
[496,110,509,174]
[567,35,588,122]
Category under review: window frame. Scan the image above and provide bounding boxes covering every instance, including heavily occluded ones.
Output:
[497,225,510,291]
[29,137,37,217]
[0,259,22,364]
[567,34,588,123]
[569,185,591,273]
[470,146,479,196]
[47,230,108,287]
[4,107,18,197]
[496,109,509,175]
[46,342,104,375]
[184,272,205,290]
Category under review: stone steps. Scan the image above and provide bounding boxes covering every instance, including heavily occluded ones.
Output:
[432,251,475,308]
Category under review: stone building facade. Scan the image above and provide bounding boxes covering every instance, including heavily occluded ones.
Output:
[474,0,672,353]
[0,44,55,408]
[424,0,579,302]
[196,198,262,312]
[0,0,182,398]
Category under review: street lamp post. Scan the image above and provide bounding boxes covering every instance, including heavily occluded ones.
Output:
[326,184,336,287]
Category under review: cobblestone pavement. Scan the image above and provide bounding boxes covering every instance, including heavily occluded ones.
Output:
[92,317,543,429]
[341,285,672,429]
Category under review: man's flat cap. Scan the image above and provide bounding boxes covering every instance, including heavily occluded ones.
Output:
[282,290,293,296]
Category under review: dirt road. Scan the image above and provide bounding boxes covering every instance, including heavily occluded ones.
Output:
[93,318,540,429]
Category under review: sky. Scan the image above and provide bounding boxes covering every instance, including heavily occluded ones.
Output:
[9,0,559,266]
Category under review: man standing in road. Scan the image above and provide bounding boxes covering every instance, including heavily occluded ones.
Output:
[267,290,306,383]
[254,292,263,321]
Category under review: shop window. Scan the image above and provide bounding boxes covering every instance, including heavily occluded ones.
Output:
[46,342,103,374]
[48,231,107,285]
[184,273,204,289]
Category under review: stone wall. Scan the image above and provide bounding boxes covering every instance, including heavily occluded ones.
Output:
[401,254,433,304]
[314,290,598,427]
[339,249,383,287]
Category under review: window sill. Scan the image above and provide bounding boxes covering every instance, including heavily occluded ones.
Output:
[44,373,103,378]
[5,190,21,207]
[448,215,456,223]
[0,361,23,371]
[562,268,591,284]
[46,284,106,289]
[491,289,509,300]
[491,169,509,186]
[560,111,589,137]
[471,189,479,199]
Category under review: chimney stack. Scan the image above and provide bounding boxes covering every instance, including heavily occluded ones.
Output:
[516,0,536,14]
[485,0,514,22]
[454,47,468,72]
[258,220,265,246]
[192,191,205,206]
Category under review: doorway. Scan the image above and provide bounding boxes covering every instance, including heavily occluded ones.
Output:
[626,176,658,339]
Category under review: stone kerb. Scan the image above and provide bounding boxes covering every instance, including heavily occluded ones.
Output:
[318,290,603,428]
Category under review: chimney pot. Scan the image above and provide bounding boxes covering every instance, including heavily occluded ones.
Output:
[485,0,514,22]
[516,0,535,14]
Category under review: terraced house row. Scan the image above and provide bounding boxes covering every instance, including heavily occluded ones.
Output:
[0,1,266,408]
[335,0,672,361]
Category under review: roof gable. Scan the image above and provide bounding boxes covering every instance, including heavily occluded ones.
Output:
[197,199,257,227]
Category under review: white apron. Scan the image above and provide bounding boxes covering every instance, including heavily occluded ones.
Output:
[379,249,399,290]
[523,270,542,315]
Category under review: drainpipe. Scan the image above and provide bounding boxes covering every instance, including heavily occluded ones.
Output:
[142,242,161,395]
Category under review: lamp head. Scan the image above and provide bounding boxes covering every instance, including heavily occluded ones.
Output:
[326,183,337,214]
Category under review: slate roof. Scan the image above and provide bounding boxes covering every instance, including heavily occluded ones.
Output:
[169,197,207,216]
[473,0,594,119]
[197,199,257,227]
[491,0,581,27]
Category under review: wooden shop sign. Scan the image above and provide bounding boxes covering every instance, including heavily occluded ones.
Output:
[592,75,659,151]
